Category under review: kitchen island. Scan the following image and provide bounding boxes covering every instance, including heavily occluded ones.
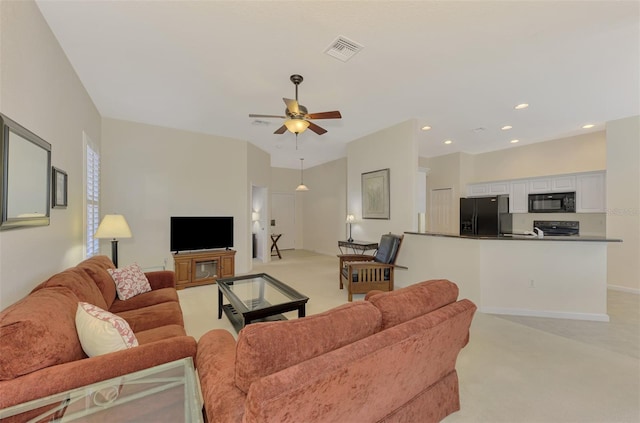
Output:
[394,232,622,321]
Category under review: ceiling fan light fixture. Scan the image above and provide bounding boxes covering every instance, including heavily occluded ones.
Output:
[284,118,310,134]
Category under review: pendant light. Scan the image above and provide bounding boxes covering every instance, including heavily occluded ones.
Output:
[296,158,309,191]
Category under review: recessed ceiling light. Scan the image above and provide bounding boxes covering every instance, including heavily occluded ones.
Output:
[582,124,595,129]
[444,140,453,145]
[421,125,432,131]
[501,125,513,130]
[510,139,519,144]
[514,103,529,110]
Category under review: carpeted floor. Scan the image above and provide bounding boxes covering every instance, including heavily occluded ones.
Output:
[178,249,640,423]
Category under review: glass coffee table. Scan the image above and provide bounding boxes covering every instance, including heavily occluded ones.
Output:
[0,358,202,422]
[217,273,309,333]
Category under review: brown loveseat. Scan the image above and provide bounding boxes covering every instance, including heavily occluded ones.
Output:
[0,255,196,411]
[197,279,476,423]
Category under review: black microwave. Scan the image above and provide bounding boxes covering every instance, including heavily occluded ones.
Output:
[528,192,576,213]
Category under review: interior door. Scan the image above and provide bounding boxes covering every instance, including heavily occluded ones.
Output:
[271,193,296,250]
[430,188,453,234]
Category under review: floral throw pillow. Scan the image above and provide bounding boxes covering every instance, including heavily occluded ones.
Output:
[75,302,138,357]
[107,263,151,301]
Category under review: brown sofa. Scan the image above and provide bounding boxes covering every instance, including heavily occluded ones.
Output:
[0,255,197,411]
[197,279,476,423]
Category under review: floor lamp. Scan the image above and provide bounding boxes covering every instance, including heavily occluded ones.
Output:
[94,214,132,268]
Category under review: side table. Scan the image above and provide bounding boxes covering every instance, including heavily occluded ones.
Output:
[338,240,378,255]
[270,233,282,259]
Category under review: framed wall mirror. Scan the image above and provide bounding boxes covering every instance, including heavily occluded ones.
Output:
[0,113,52,230]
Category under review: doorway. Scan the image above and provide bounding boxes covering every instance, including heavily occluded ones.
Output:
[271,193,296,250]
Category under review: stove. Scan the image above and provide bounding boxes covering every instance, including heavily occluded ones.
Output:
[533,220,579,236]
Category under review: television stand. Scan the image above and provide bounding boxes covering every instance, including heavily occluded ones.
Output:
[173,250,236,289]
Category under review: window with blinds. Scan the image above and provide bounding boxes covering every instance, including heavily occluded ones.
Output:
[85,134,100,257]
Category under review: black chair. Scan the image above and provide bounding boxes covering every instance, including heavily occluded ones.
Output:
[338,233,403,301]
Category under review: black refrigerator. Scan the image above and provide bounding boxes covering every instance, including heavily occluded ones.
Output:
[460,195,512,236]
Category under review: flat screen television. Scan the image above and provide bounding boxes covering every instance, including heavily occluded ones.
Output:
[170,216,234,252]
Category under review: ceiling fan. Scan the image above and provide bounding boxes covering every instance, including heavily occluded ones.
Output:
[249,74,342,135]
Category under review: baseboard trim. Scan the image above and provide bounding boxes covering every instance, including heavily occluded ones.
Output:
[480,307,610,322]
[608,284,640,295]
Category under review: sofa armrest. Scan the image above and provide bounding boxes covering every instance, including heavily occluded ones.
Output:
[197,329,246,423]
[0,336,197,409]
[338,254,375,270]
[145,270,176,290]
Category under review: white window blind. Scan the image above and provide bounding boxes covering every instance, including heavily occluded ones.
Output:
[85,134,100,257]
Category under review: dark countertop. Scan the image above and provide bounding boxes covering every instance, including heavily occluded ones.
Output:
[404,231,622,242]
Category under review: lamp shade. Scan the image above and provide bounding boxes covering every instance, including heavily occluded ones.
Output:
[284,119,310,134]
[94,214,132,239]
[295,183,309,191]
[346,214,356,223]
[252,212,260,221]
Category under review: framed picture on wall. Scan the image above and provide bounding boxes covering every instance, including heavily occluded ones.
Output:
[52,167,68,209]
[362,168,390,219]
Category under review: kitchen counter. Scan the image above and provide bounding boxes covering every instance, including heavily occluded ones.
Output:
[395,232,614,322]
[405,231,622,242]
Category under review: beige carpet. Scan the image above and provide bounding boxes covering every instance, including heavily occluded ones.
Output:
[178,250,640,423]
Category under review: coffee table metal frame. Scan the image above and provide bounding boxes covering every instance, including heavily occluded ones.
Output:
[217,273,309,333]
[0,358,202,422]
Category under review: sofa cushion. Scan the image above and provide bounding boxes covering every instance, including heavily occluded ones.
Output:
[108,288,179,314]
[76,256,117,309]
[116,301,185,333]
[135,324,187,345]
[108,263,151,301]
[32,268,109,310]
[235,301,382,394]
[76,302,138,357]
[0,287,85,381]
[367,279,459,330]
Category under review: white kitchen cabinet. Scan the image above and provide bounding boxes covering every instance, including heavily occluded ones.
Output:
[488,182,510,195]
[576,172,606,213]
[468,182,509,197]
[528,175,576,193]
[467,183,490,197]
[552,175,576,192]
[509,180,529,213]
[528,178,552,193]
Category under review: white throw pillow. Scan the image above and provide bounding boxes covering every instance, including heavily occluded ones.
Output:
[75,302,138,357]
[107,263,151,301]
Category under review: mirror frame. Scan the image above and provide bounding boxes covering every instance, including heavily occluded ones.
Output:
[0,113,52,230]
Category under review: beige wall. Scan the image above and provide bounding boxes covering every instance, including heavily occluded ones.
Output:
[101,118,255,274]
[606,116,640,292]
[347,120,418,241]
[0,1,102,308]
[270,167,304,250]
[302,158,348,256]
[472,131,606,182]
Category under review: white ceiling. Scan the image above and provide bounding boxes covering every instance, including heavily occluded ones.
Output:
[36,0,639,169]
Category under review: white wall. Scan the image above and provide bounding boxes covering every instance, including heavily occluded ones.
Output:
[0,1,101,308]
[606,116,640,292]
[101,118,255,275]
[347,120,418,241]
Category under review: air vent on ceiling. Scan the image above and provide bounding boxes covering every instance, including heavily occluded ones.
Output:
[324,35,364,62]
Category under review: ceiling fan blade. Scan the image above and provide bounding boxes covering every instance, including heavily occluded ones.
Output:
[273,125,287,135]
[283,98,299,114]
[249,114,287,118]
[307,121,327,135]
[306,111,342,120]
